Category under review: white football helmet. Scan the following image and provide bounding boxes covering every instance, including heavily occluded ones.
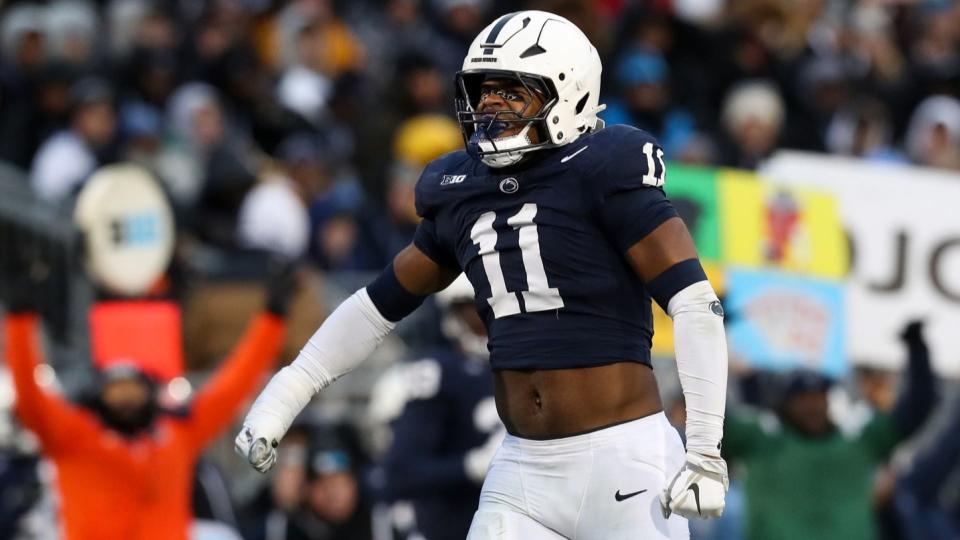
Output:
[455,11,605,168]
[436,274,488,360]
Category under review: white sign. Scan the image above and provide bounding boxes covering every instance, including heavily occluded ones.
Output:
[760,152,960,376]
[74,164,175,297]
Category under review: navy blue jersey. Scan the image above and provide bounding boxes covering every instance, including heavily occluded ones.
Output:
[378,348,498,540]
[413,125,677,371]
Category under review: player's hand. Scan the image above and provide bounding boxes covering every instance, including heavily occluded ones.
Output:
[234,414,285,473]
[660,451,728,519]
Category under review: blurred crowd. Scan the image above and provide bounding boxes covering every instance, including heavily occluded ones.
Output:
[2,0,960,539]
[2,0,960,271]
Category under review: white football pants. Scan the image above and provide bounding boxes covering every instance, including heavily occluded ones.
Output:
[466,412,689,539]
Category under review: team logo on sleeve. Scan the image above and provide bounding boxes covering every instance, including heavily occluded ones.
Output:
[499,177,519,194]
[441,174,467,185]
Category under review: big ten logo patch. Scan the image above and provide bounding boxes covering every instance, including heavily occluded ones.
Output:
[441,174,467,185]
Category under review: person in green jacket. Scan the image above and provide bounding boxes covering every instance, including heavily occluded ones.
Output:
[723,322,935,540]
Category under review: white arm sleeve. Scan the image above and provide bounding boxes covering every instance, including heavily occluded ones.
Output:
[244,288,395,438]
[667,280,728,456]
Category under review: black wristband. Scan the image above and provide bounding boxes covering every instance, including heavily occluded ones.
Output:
[366,263,427,322]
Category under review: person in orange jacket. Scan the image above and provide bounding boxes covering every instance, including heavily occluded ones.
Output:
[2,266,294,540]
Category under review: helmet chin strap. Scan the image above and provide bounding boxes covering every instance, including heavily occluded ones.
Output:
[469,122,535,168]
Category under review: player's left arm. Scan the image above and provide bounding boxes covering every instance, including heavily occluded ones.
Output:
[379,377,475,498]
[593,129,728,519]
[624,217,727,456]
[623,217,729,520]
[235,243,460,472]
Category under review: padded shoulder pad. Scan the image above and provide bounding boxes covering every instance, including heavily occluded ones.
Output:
[588,124,667,202]
[414,150,473,218]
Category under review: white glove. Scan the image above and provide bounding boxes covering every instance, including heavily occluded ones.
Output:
[464,427,506,483]
[660,451,729,519]
[234,413,286,473]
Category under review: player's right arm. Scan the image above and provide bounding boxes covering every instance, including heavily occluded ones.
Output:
[235,243,459,472]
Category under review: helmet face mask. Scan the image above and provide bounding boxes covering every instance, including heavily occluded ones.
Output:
[455,70,558,166]
[454,11,605,168]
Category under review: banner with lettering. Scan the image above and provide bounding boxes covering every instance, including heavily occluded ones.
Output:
[760,151,960,376]
[651,164,847,374]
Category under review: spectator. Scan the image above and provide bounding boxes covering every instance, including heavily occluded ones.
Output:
[349,0,438,95]
[43,0,99,69]
[602,48,697,158]
[240,422,313,539]
[0,4,45,79]
[233,131,355,263]
[904,94,960,170]
[103,0,156,59]
[158,82,221,207]
[0,250,295,540]
[30,77,116,202]
[353,53,451,204]
[183,3,259,97]
[430,0,491,76]
[392,113,463,166]
[243,423,372,540]
[236,171,312,261]
[255,132,372,270]
[717,79,785,169]
[118,101,164,171]
[878,322,956,540]
[894,398,960,540]
[0,4,48,168]
[785,55,853,153]
[0,361,46,539]
[907,2,960,98]
[161,81,260,245]
[275,2,365,128]
[120,48,180,116]
[374,114,462,258]
[368,275,502,540]
[310,207,379,272]
[1,61,74,172]
[303,431,372,540]
[276,20,336,128]
[824,97,906,163]
[845,4,911,111]
[722,321,936,540]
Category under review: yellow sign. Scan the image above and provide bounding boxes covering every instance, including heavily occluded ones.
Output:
[718,170,847,279]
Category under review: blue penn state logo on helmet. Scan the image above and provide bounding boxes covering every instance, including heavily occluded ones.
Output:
[499,177,519,194]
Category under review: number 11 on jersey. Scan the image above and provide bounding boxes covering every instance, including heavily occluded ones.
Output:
[470,203,564,318]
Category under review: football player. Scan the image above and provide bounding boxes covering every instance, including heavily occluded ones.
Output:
[237,11,728,539]
[370,274,503,540]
